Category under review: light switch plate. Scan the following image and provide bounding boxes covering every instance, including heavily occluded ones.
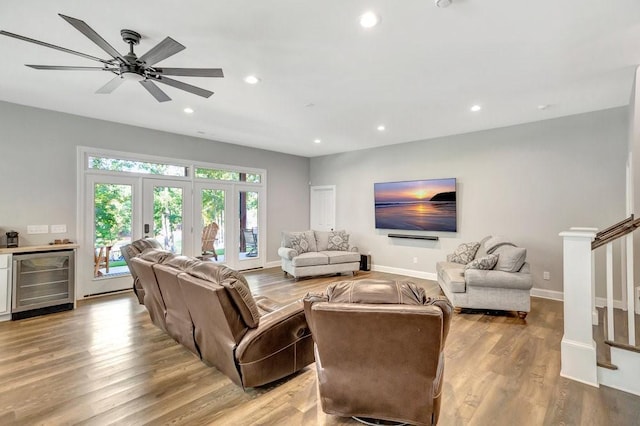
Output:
[50,224,67,233]
[27,225,49,234]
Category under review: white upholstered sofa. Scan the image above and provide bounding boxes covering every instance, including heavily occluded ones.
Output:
[278,230,360,279]
[436,236,533,318]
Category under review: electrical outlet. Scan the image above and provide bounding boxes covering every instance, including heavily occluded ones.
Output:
[413,257,418,264]
[27,225,48,234]
[50,224,67,233]
[543,271,550,280]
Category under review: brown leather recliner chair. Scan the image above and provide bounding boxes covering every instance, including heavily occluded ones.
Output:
[304,279,453,426]
[121,238,163,304]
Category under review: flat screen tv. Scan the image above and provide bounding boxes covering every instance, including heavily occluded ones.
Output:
[374,178,457,232]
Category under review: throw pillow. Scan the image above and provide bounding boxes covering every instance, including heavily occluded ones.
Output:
[493,246,527,272]
[448,242,480,264]
[290,233,311,254]
[474,235,492,260]
[484,236,516,254]
[327,230,349,251]
[465,254,499,270]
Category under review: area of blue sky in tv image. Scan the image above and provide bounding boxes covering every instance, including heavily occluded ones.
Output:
[374,178,455,203]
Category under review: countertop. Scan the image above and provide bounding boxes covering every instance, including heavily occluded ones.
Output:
[0,243,79,254]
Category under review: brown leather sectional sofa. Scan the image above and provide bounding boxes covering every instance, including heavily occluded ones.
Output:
[126,246,314,388]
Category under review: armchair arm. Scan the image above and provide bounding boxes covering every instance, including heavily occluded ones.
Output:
[465,269,533,290]
[277,247,298,260]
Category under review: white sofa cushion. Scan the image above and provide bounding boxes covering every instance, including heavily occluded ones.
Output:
[314,231,330,251]
[323,250,360,264]
[291,252,329,267]
[436,261,466,293]
[493,246,527,272]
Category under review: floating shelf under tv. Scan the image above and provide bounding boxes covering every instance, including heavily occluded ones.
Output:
[388,234,439,241]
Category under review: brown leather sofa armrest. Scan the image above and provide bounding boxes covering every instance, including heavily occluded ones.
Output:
[235,300,311,364]
[425,296,453,343]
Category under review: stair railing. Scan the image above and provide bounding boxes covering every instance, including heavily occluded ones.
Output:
[591,215,638,347]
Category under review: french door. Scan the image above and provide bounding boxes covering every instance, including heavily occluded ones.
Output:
[82,175,191,296]
[194,182,264,270]
[142,179,192,255]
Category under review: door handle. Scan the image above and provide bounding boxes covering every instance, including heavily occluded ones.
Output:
[144,223,150,235]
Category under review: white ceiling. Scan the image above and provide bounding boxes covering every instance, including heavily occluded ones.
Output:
[0,1,639,157]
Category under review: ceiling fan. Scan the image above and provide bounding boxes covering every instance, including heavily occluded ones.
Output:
[0,13,224,102]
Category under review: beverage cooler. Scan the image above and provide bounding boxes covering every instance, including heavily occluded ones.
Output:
[12,250,75,320]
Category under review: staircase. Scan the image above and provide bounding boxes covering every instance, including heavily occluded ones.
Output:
[560,221,640,396]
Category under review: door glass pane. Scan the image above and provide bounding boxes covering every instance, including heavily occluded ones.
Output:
[94,183,132,278]
[153,186,183,254]
[200,189,225,262]
[239,191,259,259]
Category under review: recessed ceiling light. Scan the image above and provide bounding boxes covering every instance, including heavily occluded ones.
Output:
[435,0,452,8]
[244,75,260,85]
[377,125,386,131]
[360,11,379,28]
[470,104,482,112]
[183,107,194,114]
[314,139,322,144]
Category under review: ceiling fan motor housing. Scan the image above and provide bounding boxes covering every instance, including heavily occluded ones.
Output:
[120,29,141,45]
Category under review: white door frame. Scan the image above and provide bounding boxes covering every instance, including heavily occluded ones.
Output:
[310,185,336,231]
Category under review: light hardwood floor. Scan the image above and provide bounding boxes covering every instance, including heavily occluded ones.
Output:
[0,267,639,425]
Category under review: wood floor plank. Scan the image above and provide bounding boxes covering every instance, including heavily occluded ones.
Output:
[0,267,638,425]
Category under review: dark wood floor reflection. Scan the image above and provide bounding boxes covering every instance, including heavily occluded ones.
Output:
[0,267,638,425]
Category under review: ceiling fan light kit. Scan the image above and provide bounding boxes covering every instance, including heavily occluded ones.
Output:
[0,13,224,102]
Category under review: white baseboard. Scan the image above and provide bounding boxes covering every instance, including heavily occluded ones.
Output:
[371,265,437,281]
[531,288,564,301]
[264,260,281,269]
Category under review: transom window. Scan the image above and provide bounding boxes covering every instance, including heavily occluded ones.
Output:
[195,167,261,183]
[88,156,188,177]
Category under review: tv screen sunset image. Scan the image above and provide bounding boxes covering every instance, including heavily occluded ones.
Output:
[374,178,456,232]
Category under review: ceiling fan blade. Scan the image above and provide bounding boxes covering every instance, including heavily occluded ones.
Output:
[154,68,224,78]
[58,14,127,63]
[150,75,213,98]
[140,79,171,102]
[96,76,125,94]
[0,30,111,64]
[138,37,185,66]
[26,65,117,71]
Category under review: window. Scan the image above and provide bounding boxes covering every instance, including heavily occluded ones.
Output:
[88,156,188,177]
[195,167,261,183]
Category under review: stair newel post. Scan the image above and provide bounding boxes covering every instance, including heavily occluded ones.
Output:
[559,228,599,387]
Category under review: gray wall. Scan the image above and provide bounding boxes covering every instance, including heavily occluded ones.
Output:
[310,107,628,295]
[0,100,310,262]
